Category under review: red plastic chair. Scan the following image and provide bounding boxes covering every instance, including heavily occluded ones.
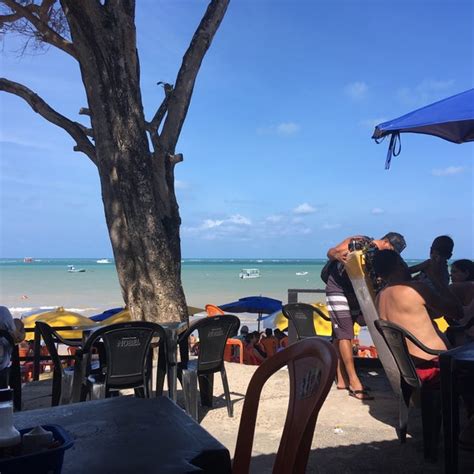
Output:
[224,338,244,364]
[232,338,337,474]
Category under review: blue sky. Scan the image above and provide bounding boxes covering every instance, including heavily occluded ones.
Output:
[1,0,473,259]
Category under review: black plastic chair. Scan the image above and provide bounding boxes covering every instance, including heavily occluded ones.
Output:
[374,319,444,461]
[35,322,85,406]
[178,314,240,420]
[78,321,167,401]
[281,303,331,340]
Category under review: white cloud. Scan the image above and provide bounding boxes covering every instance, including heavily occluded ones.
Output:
[201,219,224,229]
[398,79,455,105]
[322,223,341,230]
[344,81,368,100]
[228,214,252,225]
[257,122,300,136]
[431,166,466,177]
[293,203,316,215]
[276,122,300,135]
[371,208,385,215]
[265,215,283,223]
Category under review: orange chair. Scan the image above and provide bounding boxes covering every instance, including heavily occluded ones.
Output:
[232,338,336,474]
[205,304,225,316]
[224,338,244,364]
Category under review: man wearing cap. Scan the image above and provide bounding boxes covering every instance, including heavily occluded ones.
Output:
[325,232,406,400]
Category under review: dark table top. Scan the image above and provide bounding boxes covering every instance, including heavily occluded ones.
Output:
[14,397,231,474]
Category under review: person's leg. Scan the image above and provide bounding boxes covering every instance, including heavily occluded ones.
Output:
[337,339,364,392]
[332,339,349,389]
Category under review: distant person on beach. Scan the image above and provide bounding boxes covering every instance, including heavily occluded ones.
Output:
[243,331,265,365]
[410,235,454,290]
[324,232,406,401]
[261,328,278,358]
[274,328,288,351]
[449,259,474,305]
[236,325,249,342]
[0,306,25,388]
[449,260,474,343]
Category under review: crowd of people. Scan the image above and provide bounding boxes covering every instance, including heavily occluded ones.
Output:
[237,326,288,365]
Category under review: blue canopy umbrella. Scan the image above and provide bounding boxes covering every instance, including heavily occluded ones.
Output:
[372,88,474,169]
[219,296,283,332]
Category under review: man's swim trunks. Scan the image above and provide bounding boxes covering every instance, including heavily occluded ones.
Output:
[414,356,440,387]
[326,261,364,340]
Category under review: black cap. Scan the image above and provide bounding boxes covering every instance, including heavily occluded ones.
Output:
[381,232,406,254]
[0,388,13,402]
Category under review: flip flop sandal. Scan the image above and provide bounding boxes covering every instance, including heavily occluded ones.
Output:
[348,389,374,401]
[337,385,371,391]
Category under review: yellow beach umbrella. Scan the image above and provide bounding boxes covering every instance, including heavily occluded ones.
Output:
[22,306,97,339]
[272,302,360,337]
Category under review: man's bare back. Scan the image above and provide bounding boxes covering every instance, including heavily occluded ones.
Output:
[377,282,450,361]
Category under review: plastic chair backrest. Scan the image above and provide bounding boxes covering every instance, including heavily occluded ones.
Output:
[374,320,421,388]
[35,322,71,374]
[205,304,225,316]
[233,338,336,474]
[82,322,167,388]
[282,303,320,339]
[181,315,240,374]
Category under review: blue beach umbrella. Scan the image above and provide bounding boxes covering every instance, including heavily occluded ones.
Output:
[219,296,283,332]
[89,307,124,322]
[372,88,474,169]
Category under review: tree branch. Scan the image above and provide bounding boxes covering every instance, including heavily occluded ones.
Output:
[160,0,229,153]
[1,0,76,58]
[148,82,173,135]
[0,77,96,163]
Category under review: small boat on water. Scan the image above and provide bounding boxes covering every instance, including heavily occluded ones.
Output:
[67,265,86,273]
[96,259,111,264]
[239,268,260,279]
[23,257,33,263]
[296,271,309,276]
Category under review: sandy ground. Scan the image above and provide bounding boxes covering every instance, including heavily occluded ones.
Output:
[21,362,474,473]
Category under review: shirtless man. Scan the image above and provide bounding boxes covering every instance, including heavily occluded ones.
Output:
[373,250,463,366]
[373,250,474,448]
[325,232,406,400]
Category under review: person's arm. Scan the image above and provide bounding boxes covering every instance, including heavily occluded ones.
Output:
[412,282,463,320]
[408,259,430,274]
[253,346,265,362]
[327,236,363,262]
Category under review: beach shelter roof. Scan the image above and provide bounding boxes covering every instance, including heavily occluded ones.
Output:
[372,88,474,168]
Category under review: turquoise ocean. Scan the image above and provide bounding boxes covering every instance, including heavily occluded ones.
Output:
[0,258,335,318]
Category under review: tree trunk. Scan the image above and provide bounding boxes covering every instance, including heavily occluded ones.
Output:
[62,0,187,322]
[1,0,228,323]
